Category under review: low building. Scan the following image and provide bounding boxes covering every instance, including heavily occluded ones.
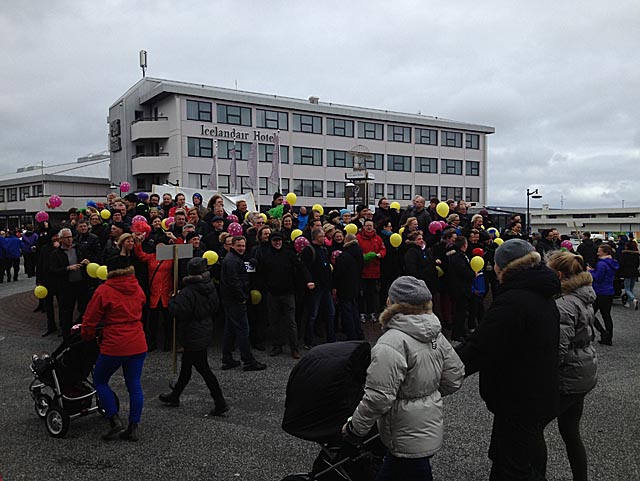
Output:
[108,77,494,209]
[530,206,640,239]
[0,153,111,230]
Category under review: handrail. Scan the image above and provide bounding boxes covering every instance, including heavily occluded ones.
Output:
[131,117,168,125]
[132,152,170,159]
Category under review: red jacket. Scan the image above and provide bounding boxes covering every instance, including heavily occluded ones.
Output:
[357,230,386,279]
[81,274,147,356]
[134,244,174,308]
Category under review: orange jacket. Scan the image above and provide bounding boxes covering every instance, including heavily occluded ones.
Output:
[134,244,174,308]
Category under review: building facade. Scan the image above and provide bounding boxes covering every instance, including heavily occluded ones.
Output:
[108,78,494,208]
[530,206,640,239]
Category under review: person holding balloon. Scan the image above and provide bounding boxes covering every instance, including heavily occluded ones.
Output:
[378,220,402,309]
[445,236,476,342]
[37,229,61,337]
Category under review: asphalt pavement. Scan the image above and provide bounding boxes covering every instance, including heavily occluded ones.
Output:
[0,275,639,481]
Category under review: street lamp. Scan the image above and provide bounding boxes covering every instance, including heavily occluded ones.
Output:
[346,182,356,213]
[526,188,542,237]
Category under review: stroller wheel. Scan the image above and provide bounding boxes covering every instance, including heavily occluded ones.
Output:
[97,392,120,418]
[45,406,70,438]
[34,394,52,419]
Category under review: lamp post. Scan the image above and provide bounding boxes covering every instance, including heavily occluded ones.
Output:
[346,182,356,213]
[526,188,542,238]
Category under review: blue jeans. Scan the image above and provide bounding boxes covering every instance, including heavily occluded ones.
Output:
[93,352,146,423]
[222,302,256,365]
[623,278,637,302]
[376,451,432,481]
[305,288,335,345]
[340,298,363,340]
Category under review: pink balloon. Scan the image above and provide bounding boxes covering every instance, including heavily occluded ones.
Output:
[166,216,175,226]
[560,240,573,250]
[330,250,342,265]
[294,236,310,253]
[120,181,131,193]
[228,222,243,236]
[227,214,238,223]
[35,211,49,223]
[439,221,448,230]
[428,221,442,235]
[48,195,62,208]
[132,215,147,224]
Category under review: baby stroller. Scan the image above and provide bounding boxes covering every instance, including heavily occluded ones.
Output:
[29,329,117,438]
[280,341,385,481]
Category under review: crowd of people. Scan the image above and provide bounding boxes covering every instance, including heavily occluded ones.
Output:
[2,189,638,479]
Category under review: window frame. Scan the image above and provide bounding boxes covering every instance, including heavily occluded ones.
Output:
[186,100,212,122]
[442,159,463,175]
[293,147,323,166]
[415,128,438,145]
[326,181,346,198]
[292,113,322,134]
[218,140,251,161]
[466,161,480,176]
[365,153,384,170]
[387,154,411,172]
[357,121,384,140]
[256,109,288,130]
[387,184,412,201]
[327,118,354,137]
[441,186,463,200]
[388,125,411,143]
[466,133,480,150]
[7,187,17,202]
[187,137,213,158]
[293,179,324,197]
[415,185,438,200]
[465,187,480,203]
[327,150,354,168]
[442,130,463,148]
[217,103,252,126]
[415,157,438,173]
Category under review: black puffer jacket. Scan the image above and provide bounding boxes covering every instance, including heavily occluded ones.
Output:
[168,272,218,351]
[576,239,598,267]
[456,252,561,421]
[332,240,363,300]
[75,232,102,263]
[403,242,438,293]
[618,250,639,278]
[259,245,311,296]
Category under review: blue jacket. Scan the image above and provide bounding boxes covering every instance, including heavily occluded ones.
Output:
[3,235,22,258]
[590,257,619,295]
[0,236,6,260]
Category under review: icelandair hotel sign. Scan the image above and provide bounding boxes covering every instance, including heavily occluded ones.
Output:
[199,125,277,143]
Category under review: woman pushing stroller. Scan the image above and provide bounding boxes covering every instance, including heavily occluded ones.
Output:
[342,276,464,481]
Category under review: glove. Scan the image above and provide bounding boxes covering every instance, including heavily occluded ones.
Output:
[341,419,365,449]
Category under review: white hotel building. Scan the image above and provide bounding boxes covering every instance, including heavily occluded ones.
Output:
[108,78,494,208]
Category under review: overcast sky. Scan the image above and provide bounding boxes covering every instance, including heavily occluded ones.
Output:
[1,0,638,208]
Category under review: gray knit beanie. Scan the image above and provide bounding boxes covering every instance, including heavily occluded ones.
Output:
[494,239,534,268]
[187,257,208,276]
[388,276,432,305]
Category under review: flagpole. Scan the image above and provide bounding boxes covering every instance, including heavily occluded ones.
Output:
[277,130,282,194]
[232,139,237,195]
[255,139,260,213]
[214,140,219,190]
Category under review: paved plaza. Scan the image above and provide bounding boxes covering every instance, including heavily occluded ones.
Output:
[0,274,639,480]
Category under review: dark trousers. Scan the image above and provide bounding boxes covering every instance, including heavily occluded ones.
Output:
[4,257,20,281]
[360,278,379,315]
[59,281,88,338]
[44,290,60,331]
[488,415,548,481]
[339,297,363,340]
[376,451,432,481]
[593,294,614,340]
[452,295,470,339]
[267,293,298,350]
[146,307,171,351]
[249,298,267,349]
[23,252,37,277]
[551,394,588,481]
[305,287,335,346]
[222,302,256,366]
[172,349,224,405]
[469,293,485,329]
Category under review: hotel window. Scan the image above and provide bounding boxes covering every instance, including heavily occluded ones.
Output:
[257,109,288,130]
[466,161,480,176]
[388,155,411,172]
[327,118,354,137]
[186,100,212,122]
[365,153,384,170]
[442,131,463,148]
[416,185,438,200]
[7,188,17,202]
[258,144,289,164]
[466,133,480,150]
[415,157,437,173]
[327,150,354,168]
[218,175,230,194]
[374,183,385,198]
[416,128,438,145]
[187,137,213,158]
[293,179,323,197]
[292,114,322,134]
[32,184,43,197]
[188,173,208,189]
[0,188,4,202]
[441,186,463,200]
[327,181,346,198]
[387,184,412,200]
[442,159,463,175]
[357,121,383,140]
[259,177,274,196]
[293,147,322,166]
[388,125,411,143]
[217,104,251,126]
[218,140,250,160]
[466,188,480,203]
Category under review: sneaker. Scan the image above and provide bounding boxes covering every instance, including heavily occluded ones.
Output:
[624,303,631,309]
[291,350,301,360]
[158,392,180,407]
[221,360,241,370]
[269,346,283,357]
[102,414,125,440]
[243,361,267,372]
[635,299,639,311]
[209,402,230,416]
[360,314,367,324]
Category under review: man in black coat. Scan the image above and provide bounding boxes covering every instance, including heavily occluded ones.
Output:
[220,236,266,371]
[399,195,432,233]
[576,232,598,268]
[37,230,61,337]
[456,239,560,481]
[446,236,476,342]
[161,257,228,416]
[332,234,364,340]
[75,219,102,263]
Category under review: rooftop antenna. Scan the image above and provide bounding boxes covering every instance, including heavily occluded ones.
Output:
[140,50,147,78]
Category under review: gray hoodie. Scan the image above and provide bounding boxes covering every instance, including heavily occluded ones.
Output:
[350,305,464,458]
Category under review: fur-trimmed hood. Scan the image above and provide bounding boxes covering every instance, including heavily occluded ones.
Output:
[379,303,441,343]
[107,265,135,279]
[499,251,541,282]
[343,239,359,249]
[559,270,592,295]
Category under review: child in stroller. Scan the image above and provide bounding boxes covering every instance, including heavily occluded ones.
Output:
[280,340,386,481]
[29,328,113,438]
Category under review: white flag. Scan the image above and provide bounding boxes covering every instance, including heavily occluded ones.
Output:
[246,141,258,190]
[229,143,238,193]
[268,132,280,186]
[206,142,218,191]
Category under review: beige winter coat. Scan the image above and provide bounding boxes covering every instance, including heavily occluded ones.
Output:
[350,304,464,458]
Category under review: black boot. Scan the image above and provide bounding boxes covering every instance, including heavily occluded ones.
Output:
[158,392,180,407]
[119,422,139,441]
[210,399,229,416]
[102,414,124,440]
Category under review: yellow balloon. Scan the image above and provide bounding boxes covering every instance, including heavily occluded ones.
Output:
[470,256,485,273]
[100,209,111,220]
[286,192,297,206]
[436,266,444,278]
[34,285,48,299]
[291,229,303,241]
[312,204,324,216]
[260,213,267,223]
[244,211,250,220]
[250,289,262,305]
[493,237,504,246]
[389,233,402,248]
[436,202,449,219]
[161,219,169,231]
[390,201,401,211]
[399,227,405,236]
[203,250,219,265]
[486,227,500,238]
[344,223,357,235]
[86,262,100,278]
[96,265,108,281]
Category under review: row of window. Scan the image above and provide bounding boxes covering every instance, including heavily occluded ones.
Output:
[186,100,481,148]
[188,173,480,203]
[0,184,44,203]
[187,138,480,175]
